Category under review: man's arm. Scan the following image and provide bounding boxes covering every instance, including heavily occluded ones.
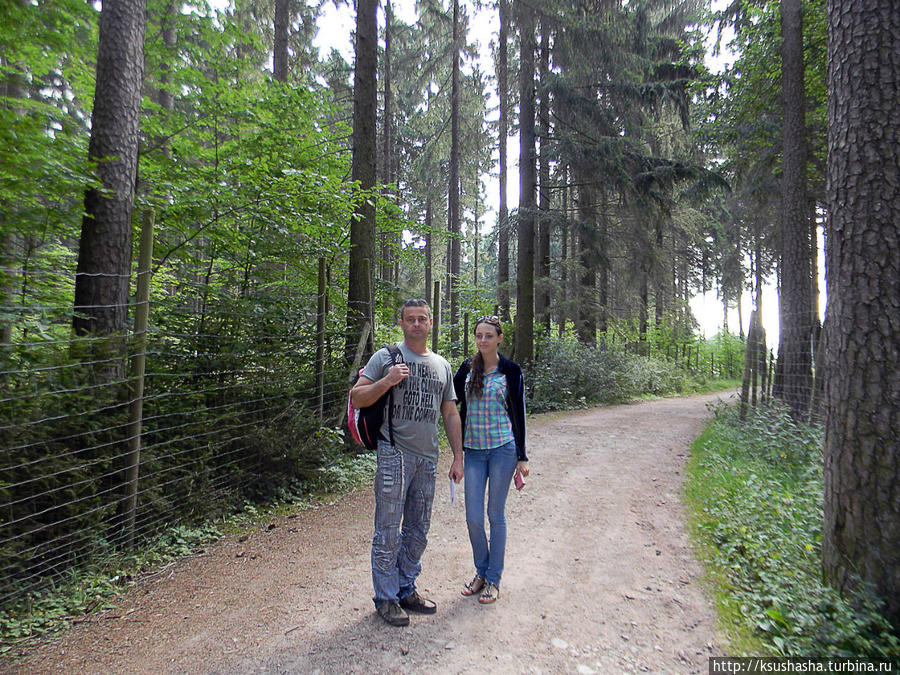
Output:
[350,364,409,408]
[441,400,464,482]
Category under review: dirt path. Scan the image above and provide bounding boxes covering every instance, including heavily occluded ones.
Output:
[8,391,735,675]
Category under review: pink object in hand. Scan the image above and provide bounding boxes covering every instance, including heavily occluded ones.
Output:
[514,471,525,491]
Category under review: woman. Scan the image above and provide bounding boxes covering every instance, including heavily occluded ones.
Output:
[453,315,528,604]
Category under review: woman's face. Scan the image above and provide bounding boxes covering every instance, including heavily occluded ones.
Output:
[474,322,502,354]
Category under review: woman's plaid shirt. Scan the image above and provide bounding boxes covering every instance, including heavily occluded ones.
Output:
[463,368,515,450]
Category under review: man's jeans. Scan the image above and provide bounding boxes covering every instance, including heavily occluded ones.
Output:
[463,440,518,586]
[372,441,437,607]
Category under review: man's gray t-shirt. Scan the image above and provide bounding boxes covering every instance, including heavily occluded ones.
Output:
[361,342,456,463]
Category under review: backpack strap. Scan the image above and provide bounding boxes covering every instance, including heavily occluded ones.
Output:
[385,344,404,447]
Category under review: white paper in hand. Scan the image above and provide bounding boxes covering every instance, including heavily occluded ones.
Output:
[450,479,456,507]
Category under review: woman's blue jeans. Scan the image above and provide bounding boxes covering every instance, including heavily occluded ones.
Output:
[463,441,518,586]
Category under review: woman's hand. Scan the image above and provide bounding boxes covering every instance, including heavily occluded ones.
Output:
[516,461,529,478]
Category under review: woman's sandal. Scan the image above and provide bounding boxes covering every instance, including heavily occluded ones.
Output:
[478,582,500,604]
[461,574,485,596]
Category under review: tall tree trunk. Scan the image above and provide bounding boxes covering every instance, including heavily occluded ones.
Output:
[424,198,433,301]
[537,24,551,336]
[158,0,176,114]
[558,167,569,338]
[639,270,649,344]
[273,0,289,82]
[473,191,480,287]
[597,189,609,334]
[345,0,377,361]
[448,0,461,356]
[576,180,597,346]
[654,216,665,325]
[496,0,510,321]
[1,49,26,346]
[380,0,394,283]
[73,0,146,378]
[515,4,536,364]
[777,0,813,419]
[822,0,900,628]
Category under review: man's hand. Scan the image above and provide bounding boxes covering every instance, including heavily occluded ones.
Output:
[385,363,409,386]
[440,400,463,482]
[350,363,409,408]
[448,457,464,483]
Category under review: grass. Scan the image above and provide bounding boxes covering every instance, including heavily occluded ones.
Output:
[685,402,899,659]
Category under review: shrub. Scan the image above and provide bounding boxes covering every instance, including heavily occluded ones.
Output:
[529,336,631,412]
[529,335,697,413]
[686,403,900,658]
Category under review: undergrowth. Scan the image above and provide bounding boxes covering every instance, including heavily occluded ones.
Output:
[0,448,377,654]
[3,335,738,654]
[685,402,900,659]
[529,334,738,413]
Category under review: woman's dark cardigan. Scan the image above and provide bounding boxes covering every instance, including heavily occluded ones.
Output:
[453,353,528,462]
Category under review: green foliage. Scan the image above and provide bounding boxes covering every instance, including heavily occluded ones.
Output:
[0,443,378,650]
[0,520,221,653]
[528,331,735,413]
[529,335,632,411]
[686,403,900,659]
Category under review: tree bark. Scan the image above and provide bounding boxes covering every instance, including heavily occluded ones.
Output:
[73,0,146,373]
[558,167,569,338]
[424,198,433,301]
[576,179,597,346]
[345,0,377,362]
[448,0,461,356]
[515,4,536,364]
[777,0,814,419]
[537,24,551,336]
[273,0,289,82]
[496,0,510,321]
[379,0,393,283]
[822,0,900,628]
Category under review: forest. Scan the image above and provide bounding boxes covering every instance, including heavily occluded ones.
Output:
[1,0,898,655]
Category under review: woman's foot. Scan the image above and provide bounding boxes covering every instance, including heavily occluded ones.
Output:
[478,582,499,604]
[461,574,485,596]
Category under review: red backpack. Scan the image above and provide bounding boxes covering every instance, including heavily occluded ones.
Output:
[347,344,404,449]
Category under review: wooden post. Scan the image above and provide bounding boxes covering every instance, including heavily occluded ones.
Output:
[463,312,469,356]
[758,325,768,404]
[315,257,327,418]
[337,320,372,427]
[432,280,441,351]
[750,316,759,408]
[739,310,758,421]
[125,209,154,548]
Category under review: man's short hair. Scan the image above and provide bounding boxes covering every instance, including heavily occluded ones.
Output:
[400,298,431,320]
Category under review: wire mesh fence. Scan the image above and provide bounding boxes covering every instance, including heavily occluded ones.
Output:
[1,252,820,612]
[0,264,357,608]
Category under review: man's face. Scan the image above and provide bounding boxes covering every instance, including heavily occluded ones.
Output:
[399,305,432,339]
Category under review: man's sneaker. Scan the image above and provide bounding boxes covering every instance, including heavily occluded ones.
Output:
[478,582,499,604]
[399,590,437,614]
[376,601,409,626]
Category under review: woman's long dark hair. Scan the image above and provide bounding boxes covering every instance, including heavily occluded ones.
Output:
[466,317,503,399]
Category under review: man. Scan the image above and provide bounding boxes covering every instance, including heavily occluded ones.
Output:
[350,299,464,626]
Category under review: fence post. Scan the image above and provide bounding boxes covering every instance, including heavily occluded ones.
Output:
[336,320,372,428]
[739,310,758,421]
[463,312,469,356]
[432,280,441,351]
[315,257,327,419]
[125,209,154,548]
